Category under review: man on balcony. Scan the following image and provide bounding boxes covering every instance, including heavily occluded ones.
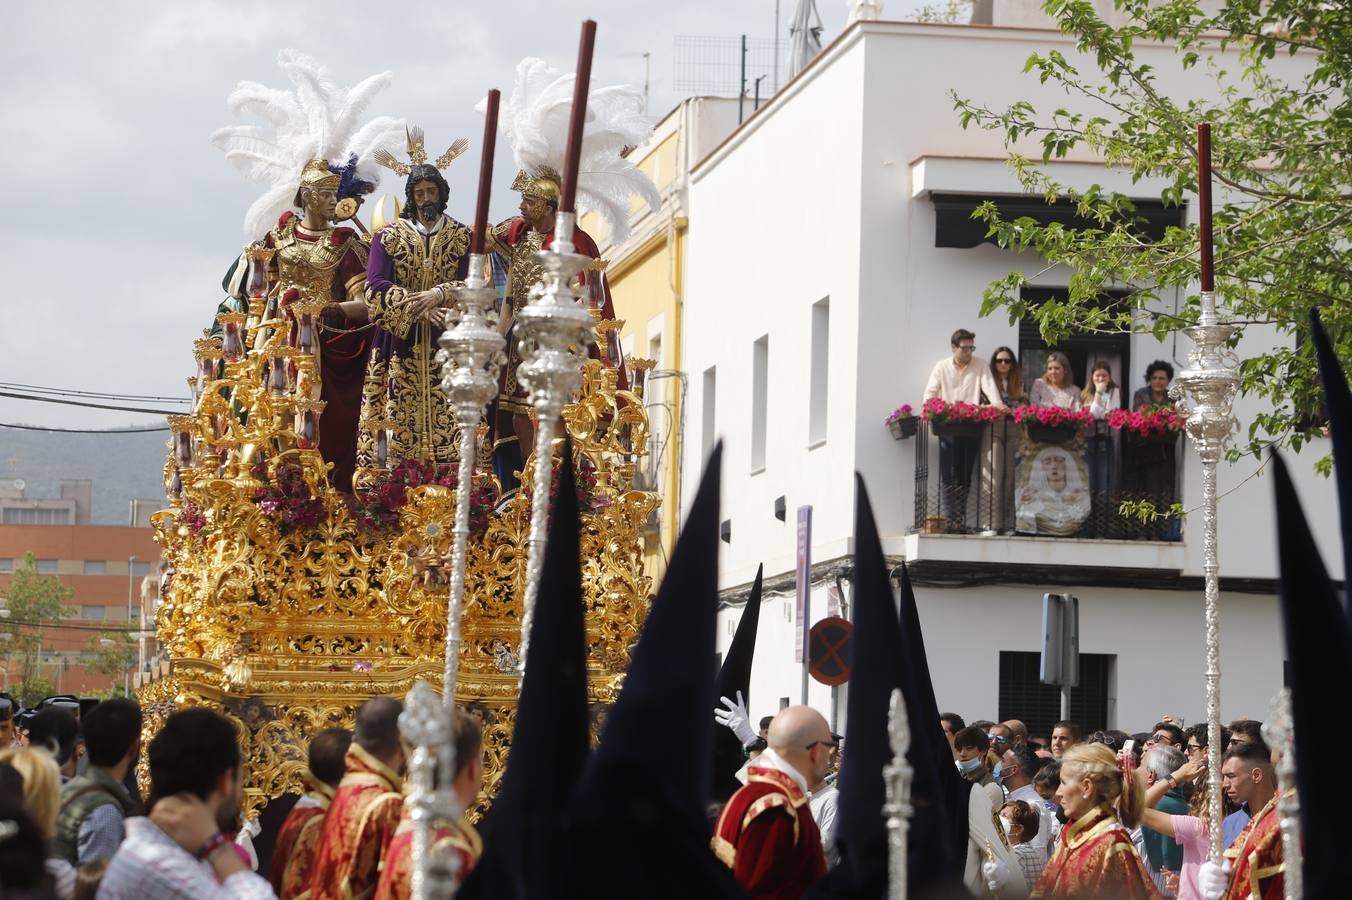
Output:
[923,329,1006,531]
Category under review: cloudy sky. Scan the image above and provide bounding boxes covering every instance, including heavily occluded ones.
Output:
[1,1,930,430]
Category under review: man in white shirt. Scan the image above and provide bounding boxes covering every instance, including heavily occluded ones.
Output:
[997,743,1059,861]
[922,329,1005,530]
[100,708,275,900]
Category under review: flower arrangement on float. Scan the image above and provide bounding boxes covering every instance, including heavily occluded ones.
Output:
[353,458,499,534]
[251,459,326,531]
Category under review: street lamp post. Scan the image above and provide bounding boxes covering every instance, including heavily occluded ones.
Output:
[126,556,136,696]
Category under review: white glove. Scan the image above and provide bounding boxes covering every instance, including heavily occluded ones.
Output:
[1197,859,1231,900]
[982,858,1011,892]
[714,690,758,748]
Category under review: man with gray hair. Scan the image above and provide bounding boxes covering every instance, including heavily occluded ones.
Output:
[1140,743,1188,890]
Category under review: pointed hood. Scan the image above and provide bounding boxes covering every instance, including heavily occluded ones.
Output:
[1271,451,1352,898]
[567,442,743,898]
[807,476,967,899]
[896,561,970,894]
[458,442,589,900]
[1310,309,1352,611]
[711,563,764,801]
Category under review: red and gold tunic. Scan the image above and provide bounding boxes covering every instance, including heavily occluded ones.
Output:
[711,765,825,900]
[1222,794,1284,900]
[266,211,372,493]
[307,745,404,900]
[269,780,334,900]
[490,217,627,418]
[372,812,482,900]
[1033,805,1160,899]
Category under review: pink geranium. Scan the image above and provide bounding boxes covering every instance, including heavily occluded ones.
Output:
[1108,405,1187,437]
[884,403,915,425]
[1012,405,1095,428]
[921,397,1005,425]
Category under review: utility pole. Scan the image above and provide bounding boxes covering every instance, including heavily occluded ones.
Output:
[739,35,748,123]
[126,555,136,696]
[773,0,781,93]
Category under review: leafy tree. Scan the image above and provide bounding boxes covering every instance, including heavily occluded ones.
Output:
[84,630,138,684]
[952,0,1352,467]
[1,552,74,704]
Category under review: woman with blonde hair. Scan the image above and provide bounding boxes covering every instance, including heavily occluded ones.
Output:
[0,746,76,898]
[1033,743,1159,898]
[1030,351,1082,410]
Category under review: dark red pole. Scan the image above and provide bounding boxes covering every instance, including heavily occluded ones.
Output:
[471,88,500,255]
[560,20,598,215]
[1198,122,1214,293]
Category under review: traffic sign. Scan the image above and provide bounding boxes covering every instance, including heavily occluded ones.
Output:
[808,616,852,686]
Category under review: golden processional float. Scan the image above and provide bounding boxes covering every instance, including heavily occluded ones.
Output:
[140,76,659,824]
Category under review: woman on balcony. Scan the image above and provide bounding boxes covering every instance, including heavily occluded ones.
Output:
[1030,352,1082,409]
[980,347,1028,534]
[1082,363,1121,535]
[1129,360,1180,540]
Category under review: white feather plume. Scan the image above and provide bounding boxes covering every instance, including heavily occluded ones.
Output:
[212,49,405,239]
[487,58,659,242]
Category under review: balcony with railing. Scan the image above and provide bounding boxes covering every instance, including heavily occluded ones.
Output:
[894,414,1187,575]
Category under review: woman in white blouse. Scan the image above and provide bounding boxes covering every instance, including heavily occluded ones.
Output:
[1029,351,1081,409]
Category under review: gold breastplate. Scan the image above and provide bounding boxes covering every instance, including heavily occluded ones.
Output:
[506,229,547,313]
[273,219,347,304]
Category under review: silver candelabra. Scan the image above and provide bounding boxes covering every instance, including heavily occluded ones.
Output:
[513,211,595,672]
[399,253,506,900]
[1263,689,1302,900]
[399,680,456,900]
[883,688,914,900]
[1170,289,1240,861]
[437,253,507,716]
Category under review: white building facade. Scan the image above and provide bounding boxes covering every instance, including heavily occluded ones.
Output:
[680,19,1338,739]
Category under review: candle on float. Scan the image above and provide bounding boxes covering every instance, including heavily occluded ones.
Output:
[1198,122,1214,293]
[559,20,598,215]
[470,88,501,255]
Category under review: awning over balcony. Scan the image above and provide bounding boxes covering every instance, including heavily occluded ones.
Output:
[909,156,1187,249]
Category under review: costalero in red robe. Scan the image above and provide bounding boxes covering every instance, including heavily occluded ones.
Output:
[1033,804,1160,899]
[307,744,403,900]
[711,765,826,900]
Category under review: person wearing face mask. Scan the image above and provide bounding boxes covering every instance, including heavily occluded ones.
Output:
[953,725,1007,829]
[997,743,1060,860]
[1001,800,1047,894]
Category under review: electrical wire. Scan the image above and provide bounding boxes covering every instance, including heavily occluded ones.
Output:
[0,382,191,403]
[0,618,141,634]
[0,390,184,416]
[0,423,169,434]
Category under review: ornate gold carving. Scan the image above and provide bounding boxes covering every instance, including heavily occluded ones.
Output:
[148,250,655,818]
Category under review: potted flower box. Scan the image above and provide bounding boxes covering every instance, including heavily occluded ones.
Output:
[885,404,919,439]
[921,398,999,438]
[1014,405,1094,444]
[1109,406,1186,445]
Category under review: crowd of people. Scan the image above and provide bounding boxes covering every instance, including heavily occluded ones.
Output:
[712,702,1284,899]
[921,328,1182,538]
[0,692,484,900]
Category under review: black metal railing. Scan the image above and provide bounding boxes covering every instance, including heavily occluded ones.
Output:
[912,419,1181,541]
